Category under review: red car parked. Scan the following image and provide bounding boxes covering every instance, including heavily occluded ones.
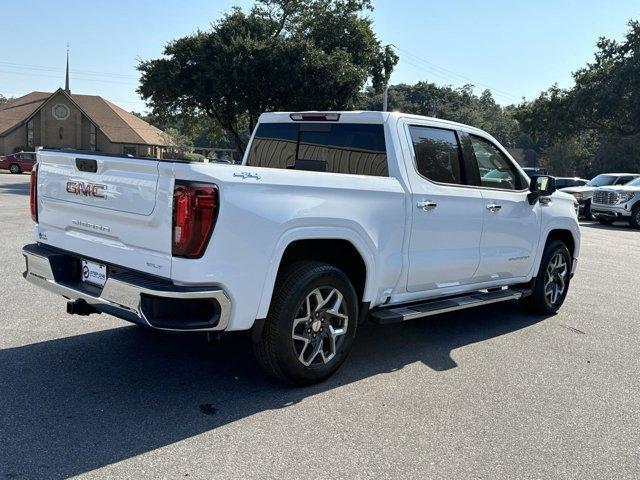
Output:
[0,152,36,174]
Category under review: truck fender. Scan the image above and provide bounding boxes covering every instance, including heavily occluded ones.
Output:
[255,226,378,320]
[530,218,580,278]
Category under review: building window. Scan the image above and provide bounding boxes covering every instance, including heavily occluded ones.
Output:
[90,124,97,151]
[123,145,137,156]
[52,104,70,121]
[27,120,34,148]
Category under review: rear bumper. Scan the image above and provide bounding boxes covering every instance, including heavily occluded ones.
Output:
[22,243,231,331]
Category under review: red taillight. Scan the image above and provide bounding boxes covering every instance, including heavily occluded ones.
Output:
[29,166,38,222]
[172,181,218,258]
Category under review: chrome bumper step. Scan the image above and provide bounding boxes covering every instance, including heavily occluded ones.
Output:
[22,243,231,331]
[370,288,530,325]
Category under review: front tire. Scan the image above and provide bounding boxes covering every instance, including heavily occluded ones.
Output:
[253,261,358,386]
[522,240,572,315]
[9,163,21,174]
[630,205,640,229]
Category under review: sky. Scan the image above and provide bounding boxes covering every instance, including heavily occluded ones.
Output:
[1,0,638,112]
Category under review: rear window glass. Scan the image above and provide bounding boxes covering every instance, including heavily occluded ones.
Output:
[246,123,388,176]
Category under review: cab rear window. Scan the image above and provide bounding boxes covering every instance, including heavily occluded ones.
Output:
[246,123,389,177]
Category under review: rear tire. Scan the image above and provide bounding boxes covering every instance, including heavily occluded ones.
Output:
[253,261,358,386]
[9,163,21,174]
[521,240,572,315]
[597,217,615,226]
[630,205,640,229]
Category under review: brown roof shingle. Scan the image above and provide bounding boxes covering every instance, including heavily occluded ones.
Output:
[0,89,168,146]
[0,92,50,135]
[72,94,168,145]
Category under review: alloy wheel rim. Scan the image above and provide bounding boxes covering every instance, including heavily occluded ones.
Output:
[10,165,18,173]
[544,252,568,306]
[291,287,349,366]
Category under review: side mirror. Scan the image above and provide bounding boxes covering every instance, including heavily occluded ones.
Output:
[528,175,556,204]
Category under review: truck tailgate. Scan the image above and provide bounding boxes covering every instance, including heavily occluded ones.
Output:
[35,151,174,277]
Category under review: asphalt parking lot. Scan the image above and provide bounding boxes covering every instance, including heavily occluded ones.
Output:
[0,172,639,480]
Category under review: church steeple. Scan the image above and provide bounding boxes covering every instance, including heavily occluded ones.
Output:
[64,44,70,93]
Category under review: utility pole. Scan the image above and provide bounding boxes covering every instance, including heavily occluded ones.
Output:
[383,85,388,112]
[381,43,396,112]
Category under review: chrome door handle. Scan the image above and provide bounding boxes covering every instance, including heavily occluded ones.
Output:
[486,203,502,212]
[417,200,437,211]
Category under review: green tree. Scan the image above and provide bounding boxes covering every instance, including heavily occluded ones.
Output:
[539,133,596,177]
[568,20,640,137]
[0,94,13,107]
[161,127,194,158]
[138,0,397,153]
[514,20,640,177]
[359,82,521,147]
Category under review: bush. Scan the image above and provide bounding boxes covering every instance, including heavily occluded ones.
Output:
[181,152,206,162]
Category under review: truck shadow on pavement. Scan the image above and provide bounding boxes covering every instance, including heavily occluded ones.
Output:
[0,302,546,479]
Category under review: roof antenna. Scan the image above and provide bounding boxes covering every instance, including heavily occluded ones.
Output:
[64,43,70,94]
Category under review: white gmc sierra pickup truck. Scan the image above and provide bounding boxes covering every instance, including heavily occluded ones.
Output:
[23,111,580,385]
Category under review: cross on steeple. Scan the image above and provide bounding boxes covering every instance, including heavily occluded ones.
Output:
[64,43,70,93]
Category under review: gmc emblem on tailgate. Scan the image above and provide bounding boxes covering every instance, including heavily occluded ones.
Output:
[66,181,107,198]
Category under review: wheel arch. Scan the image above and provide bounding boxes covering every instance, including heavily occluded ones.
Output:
[530,227,578,279]
[546,229,576,258]
[255,228,377,320]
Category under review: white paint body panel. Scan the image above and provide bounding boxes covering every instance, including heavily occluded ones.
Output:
[32,112,581,331]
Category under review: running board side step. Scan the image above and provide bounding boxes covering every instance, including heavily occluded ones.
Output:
[369,288,531,325]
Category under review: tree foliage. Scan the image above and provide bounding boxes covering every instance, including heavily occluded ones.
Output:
[0,94,13,107]
[514,19,640,176]
[138,0,397,152]
[570,20,640,137]
[359,82,521,147]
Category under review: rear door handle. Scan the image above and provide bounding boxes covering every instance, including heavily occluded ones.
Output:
[417,200,437,211]
[486,203,502,212]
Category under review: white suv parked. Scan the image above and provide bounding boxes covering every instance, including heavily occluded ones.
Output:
[591,176,640,228]
[561,173,640,219]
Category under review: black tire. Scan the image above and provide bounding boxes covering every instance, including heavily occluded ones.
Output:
[521,239,572,315]
[9,163,21,174]
[630,204,640,229]
[253,261,358,386]
[584,200,594,221]
[597,217,615,226]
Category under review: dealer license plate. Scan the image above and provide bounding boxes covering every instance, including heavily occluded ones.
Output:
[81,259,107,287]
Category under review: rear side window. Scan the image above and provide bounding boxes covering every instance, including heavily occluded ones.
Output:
[617,176,636,185]
[246,123,388,176]
[409,126,463,185]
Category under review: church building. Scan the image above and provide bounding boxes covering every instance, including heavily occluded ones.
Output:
[0,53,169,158]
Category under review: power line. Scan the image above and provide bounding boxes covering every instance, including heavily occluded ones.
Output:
[392,46,523,103]
[0,61,139,80]
[0,69,138,87]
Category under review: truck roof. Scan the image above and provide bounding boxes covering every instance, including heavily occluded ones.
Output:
[258,111,488,135]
